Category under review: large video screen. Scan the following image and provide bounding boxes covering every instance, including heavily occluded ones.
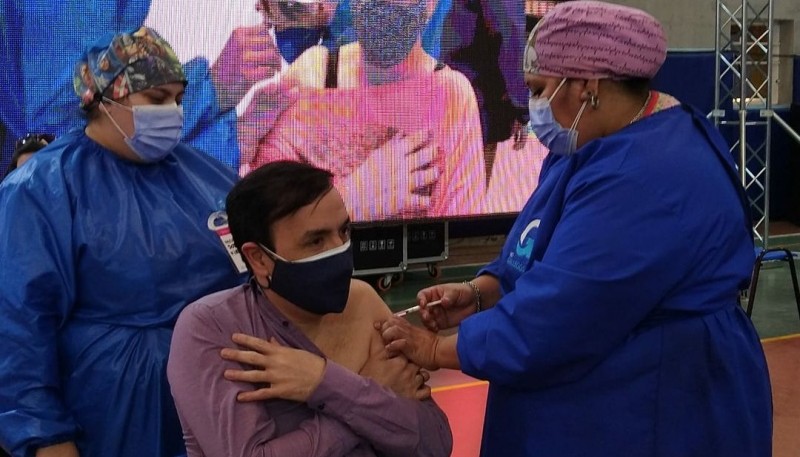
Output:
[0,0,548,224]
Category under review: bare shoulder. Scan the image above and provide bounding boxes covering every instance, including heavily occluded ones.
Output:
[346,278,394,321]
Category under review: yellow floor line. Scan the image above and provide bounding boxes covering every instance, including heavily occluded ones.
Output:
[761,333,800,344]
[432,380,489,394]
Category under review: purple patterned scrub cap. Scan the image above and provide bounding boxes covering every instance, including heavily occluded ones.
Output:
[524,1,667,80]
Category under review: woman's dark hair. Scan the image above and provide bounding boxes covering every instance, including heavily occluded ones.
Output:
[226,160,335,256]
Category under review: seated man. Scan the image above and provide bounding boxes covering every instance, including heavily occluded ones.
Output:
[167,160,453,457]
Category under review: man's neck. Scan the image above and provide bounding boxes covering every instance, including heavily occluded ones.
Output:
[264,289,326,338]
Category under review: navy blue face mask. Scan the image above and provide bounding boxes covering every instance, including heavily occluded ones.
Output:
[275,27,328,64]
[260,240,353,315]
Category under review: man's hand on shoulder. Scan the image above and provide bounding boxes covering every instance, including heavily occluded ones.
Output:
[359,347,431,401]
[221,333,326,403]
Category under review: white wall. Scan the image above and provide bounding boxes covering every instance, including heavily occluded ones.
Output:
[607,0,799,53]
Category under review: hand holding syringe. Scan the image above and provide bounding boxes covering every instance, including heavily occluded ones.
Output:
[393,300,442,318]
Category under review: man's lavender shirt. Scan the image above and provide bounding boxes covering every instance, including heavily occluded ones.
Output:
[167,282,453,457]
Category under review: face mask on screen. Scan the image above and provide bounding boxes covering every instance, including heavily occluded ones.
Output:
[351,0,426,68]
[275,27,326,63]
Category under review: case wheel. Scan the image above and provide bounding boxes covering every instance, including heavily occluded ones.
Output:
[376,274,393,293]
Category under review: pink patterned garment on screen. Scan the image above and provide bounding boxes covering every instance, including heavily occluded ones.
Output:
[247,67,487,222]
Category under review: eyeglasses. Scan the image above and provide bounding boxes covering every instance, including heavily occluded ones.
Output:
[15,133,55,149]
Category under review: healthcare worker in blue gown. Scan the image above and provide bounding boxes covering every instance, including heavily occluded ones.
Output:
[378,2,773,457]
[0,27,245,457]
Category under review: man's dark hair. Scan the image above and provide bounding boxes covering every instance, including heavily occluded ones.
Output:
[226,160,335,257]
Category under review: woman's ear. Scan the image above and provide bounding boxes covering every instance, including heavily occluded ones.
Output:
[580,79,601,102]
[581,79,600,109]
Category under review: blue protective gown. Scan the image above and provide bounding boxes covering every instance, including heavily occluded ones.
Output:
[458,105,773,456]
[0,130,245,457]
[0,0,240,170]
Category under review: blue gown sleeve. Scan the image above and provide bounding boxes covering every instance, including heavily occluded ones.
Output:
[0,165,79,455]
[421,0,453,59]
[180,57,240,169]
[458,161,691,390]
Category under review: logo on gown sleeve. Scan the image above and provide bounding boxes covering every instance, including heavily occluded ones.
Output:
[508,219,540,272]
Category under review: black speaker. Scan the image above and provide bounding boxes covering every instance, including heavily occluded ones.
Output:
[406,222,448,263]
[351,224,405,275]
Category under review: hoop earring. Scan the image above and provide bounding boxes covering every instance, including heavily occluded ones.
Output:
[589,94,600,109]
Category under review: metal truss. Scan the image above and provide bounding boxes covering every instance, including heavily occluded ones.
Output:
[712,0,800,248]
[712,0,774,247]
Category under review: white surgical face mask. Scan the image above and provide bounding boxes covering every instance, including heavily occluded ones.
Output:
[102,98,184,162]
[528,78,588,156]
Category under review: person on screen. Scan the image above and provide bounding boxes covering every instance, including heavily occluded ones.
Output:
[167,160,453,456]
[243,0,487,222]
[235,0,341,166]
[0,0,265,170]
[375,2,773,456]
[0,27,246,457]
[438,0,529,147]
[235,0,455,167]
[2,133,55,180]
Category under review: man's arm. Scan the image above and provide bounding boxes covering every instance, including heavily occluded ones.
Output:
[221,333,453,456]
[307,361,453,457]
[221,281,453,457]
[330,281,452,457]
[167,303,362,457]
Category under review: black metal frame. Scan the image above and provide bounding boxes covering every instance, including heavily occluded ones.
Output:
[746,248,800,320]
